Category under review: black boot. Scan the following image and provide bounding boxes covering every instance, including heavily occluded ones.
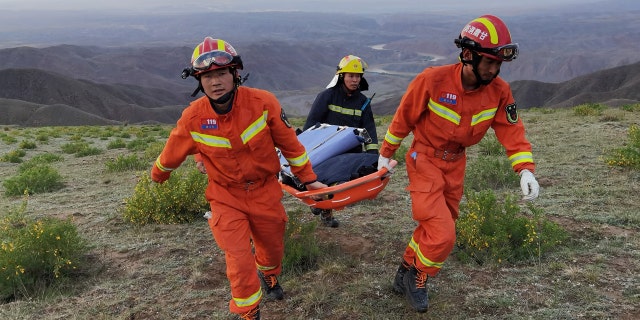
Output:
[393,261,411,294]
[318,209,339,228]
[402,266,429,312]
[258,271,284,300]
[238,305,260,320]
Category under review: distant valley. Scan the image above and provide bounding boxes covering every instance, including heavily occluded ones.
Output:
[0,2,639,126]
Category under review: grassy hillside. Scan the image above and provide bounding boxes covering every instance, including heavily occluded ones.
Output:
[0,106,639,319]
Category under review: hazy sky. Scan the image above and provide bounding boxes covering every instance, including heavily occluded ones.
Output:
[0,0,607,14]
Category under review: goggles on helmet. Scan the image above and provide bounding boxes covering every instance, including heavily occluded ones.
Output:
[192,50,235,71]
[476,43,519,61]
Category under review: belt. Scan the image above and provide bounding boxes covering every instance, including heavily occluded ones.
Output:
[413,143,465,162]
[217,177,269,191]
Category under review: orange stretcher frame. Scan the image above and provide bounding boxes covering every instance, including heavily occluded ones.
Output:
[280,160,398,210]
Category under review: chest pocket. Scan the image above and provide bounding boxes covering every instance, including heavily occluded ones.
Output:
[242,111,278,163]
[191,131,233,158]
[470,107,497,143]
[428,98,460,136]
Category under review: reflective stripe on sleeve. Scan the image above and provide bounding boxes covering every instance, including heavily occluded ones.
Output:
[384,130,402,146]
[509,151,534,167]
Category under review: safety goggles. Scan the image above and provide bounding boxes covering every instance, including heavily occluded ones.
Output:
[477,43,519,61]
[192,50,234,71]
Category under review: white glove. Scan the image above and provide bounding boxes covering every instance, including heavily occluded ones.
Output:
[519,169,539,201]
[377,155,394,173]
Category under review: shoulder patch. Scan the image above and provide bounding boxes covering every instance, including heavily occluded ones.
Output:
[505,103,518,124]
[280,109,292,128]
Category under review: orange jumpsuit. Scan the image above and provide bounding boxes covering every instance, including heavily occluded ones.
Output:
[151,86,317,314]
[380,63,535,277]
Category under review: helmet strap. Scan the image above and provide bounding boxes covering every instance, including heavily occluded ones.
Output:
[461,50,499,87]
[210,88,235,105]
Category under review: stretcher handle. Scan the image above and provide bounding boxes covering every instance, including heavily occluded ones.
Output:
[284,160,398,199]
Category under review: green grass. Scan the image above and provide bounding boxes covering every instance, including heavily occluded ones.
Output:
[0,106,639,319]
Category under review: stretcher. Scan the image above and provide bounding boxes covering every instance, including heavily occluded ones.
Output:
[278,123,398,210]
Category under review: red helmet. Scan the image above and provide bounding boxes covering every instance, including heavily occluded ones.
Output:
[455,15,518,61]
[190,37,243,76]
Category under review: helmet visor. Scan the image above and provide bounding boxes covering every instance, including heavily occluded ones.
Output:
[192,50,234,71]
[479,43,519,61]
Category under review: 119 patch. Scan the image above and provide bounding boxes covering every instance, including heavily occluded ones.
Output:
[200,118,218,130]
[505,103,518,124]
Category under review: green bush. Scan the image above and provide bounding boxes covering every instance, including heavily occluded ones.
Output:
[27,153,64,164]
[604,124,640,169]
[60,141,102,157]
[122,168,209,225]
[19,140,37,150]
[2,135,18,144]
[477,134,504,156]
[465,156,519,192]
[3,165,65,196]
[573,103,607,116]
[0,199,88,301]
[1,149,26,163]
[143,142,166,162]
[126,137,157,152]
[105,154,150,172]
[455,190,568,265]
[621,103,640,112]
[282,209,320,273]
[60,141,90,154]
[106,138,127,149]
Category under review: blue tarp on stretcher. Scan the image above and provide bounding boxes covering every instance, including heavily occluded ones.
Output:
[278,123,397,210]
[279,123,369,174]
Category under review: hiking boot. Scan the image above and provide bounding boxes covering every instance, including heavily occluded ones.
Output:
[258,271,284,300]
[402,266,429,312]
[393,261,411,294]
[238,306,260,320]
[320,210,339,228]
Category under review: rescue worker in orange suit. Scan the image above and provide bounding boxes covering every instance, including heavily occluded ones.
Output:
[377,15,540,312]
[302,55,378,228]
[150,37,327,320]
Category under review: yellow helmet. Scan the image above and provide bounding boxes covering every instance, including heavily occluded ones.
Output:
[336,55,367,74]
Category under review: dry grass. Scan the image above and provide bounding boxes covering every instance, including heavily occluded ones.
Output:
[1,107,639,320]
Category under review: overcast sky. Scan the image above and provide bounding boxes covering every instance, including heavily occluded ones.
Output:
[0,0,609,14]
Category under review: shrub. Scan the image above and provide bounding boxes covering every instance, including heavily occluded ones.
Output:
[477,134,504,156]
[60,141,102,157]
[604,124,640,169]
[122,168,208,225]
[282,209,320,273]
[455,190,568,265]
[19,140,37,150]
[143,142,166,162]
[27,153,64,164]
[2,135,18,144]
[60,141,90,154]
[105,154,150,172]
[3,165,65,196]
[1,149,27,163]
[465,156,519,192]
[106,138,126,149]
[621,103,640,112]
[573,103,607,116]
[0,198,88,301]
[126,137,156,152]
[17,154,64,173]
